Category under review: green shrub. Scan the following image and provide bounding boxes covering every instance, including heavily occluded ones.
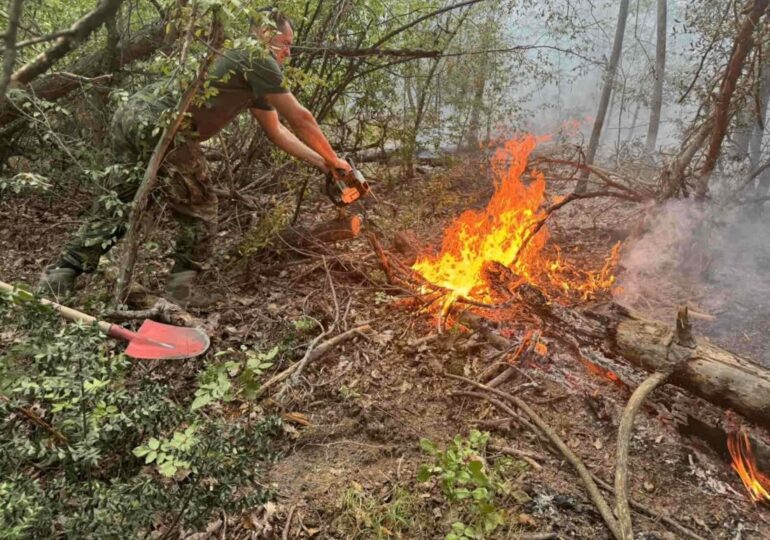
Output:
[0,290,281,539]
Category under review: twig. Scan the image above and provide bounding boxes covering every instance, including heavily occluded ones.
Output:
[366,232,396,285]
[102,298,201,327]
[532,156,646,199]
[282,505,298,540]
[255,325,371,399]
[488,443,544,470]
[0,394,69,445]
[590,472,707,540]
[446,373,622,540]
[452,391,541,440]
[615,371,670,540]
[322,255,340,323]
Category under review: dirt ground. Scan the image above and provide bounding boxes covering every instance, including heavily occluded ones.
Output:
[1,155,768,539]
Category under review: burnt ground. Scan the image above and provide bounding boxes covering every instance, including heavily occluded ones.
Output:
[1,155,769,539]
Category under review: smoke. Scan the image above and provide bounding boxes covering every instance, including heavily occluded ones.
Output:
[615,199,770,366]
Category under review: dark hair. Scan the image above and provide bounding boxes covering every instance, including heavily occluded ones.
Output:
[250,7,292,31]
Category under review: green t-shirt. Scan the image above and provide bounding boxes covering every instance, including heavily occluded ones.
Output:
[188,48,289,141]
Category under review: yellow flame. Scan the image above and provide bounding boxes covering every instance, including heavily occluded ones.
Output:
[728,430,770,503]
[412,135,620,305]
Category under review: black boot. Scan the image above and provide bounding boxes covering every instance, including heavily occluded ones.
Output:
[37,266,79,297]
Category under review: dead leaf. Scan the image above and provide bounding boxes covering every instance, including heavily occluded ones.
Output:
[283,412,311,426]
[643,480,655,492]
[518,513,537,527]
[511,489,531,504]
[594,438,604,450]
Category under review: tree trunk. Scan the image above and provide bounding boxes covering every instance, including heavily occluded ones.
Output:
[576,0,631,193]
[405,8,471,177]
[696,0,769,199]
[644,0,667,155]
[0,0,24,104]
[749,55,770,206]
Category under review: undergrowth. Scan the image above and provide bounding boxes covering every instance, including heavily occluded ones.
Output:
[0,290,282,539]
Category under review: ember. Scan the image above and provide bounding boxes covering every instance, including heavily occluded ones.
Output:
[727,429,770,503]
[412,135,619,310]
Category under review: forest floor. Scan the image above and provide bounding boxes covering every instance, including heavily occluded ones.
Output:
[1,152,769,539]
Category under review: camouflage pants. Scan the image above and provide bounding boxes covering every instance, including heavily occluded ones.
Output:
[58,97,218,274]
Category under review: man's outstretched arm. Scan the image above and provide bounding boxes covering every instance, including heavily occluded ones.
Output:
[251,107,329,171]
[263,92,350,173]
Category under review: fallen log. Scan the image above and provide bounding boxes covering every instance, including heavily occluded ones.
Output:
[515,284,770,430]
[277,214,361,252]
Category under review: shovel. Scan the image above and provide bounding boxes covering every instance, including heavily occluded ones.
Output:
[0,280,210,360]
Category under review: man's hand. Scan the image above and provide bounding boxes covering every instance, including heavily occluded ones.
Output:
[329,156,352,177]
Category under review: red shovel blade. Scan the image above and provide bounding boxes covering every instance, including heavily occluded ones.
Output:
[122,320,210,360]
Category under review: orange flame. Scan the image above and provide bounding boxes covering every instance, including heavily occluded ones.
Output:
[412,135,619,307]
[727,430,770,503]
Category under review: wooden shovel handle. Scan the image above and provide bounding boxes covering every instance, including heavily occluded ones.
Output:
[0,280,112,334]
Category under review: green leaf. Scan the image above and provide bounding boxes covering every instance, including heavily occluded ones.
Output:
[453,488,470,500]
[158,461,177,477]
[471,487,488,501]
[148,438,160,450]
[419,438,437,454]
[417,464,432,482]
[132,446,150,458]
[191,393,212,411]
[261,346,280,361]
[145,450,157,464]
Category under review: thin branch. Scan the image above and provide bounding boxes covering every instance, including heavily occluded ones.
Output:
[255,324,372,399]
[292,45,441,58]
[371,0,487,49]
[10,0,125,87]
[447,374,622,540]
[615,372,670,540]
[0,28,75,53]
[590,472,707,540]
[0,394,69,445]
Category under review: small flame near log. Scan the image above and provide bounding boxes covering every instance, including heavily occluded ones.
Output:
[727,429,770,504]
[412,135,620,311]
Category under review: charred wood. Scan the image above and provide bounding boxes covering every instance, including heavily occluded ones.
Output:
[515,285,770,430]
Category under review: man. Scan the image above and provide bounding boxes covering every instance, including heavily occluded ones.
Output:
[38,9,351,305]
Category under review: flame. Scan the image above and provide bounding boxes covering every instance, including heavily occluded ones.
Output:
[412,135,619,308]
[727,430,770,503]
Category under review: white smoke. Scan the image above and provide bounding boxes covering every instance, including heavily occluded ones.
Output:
[615,199,770,366]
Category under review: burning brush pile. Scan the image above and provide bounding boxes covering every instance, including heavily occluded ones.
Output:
[410,135,620,317]
[371,134,770,529]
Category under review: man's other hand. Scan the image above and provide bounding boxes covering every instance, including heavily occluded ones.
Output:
[329,157,352,177]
